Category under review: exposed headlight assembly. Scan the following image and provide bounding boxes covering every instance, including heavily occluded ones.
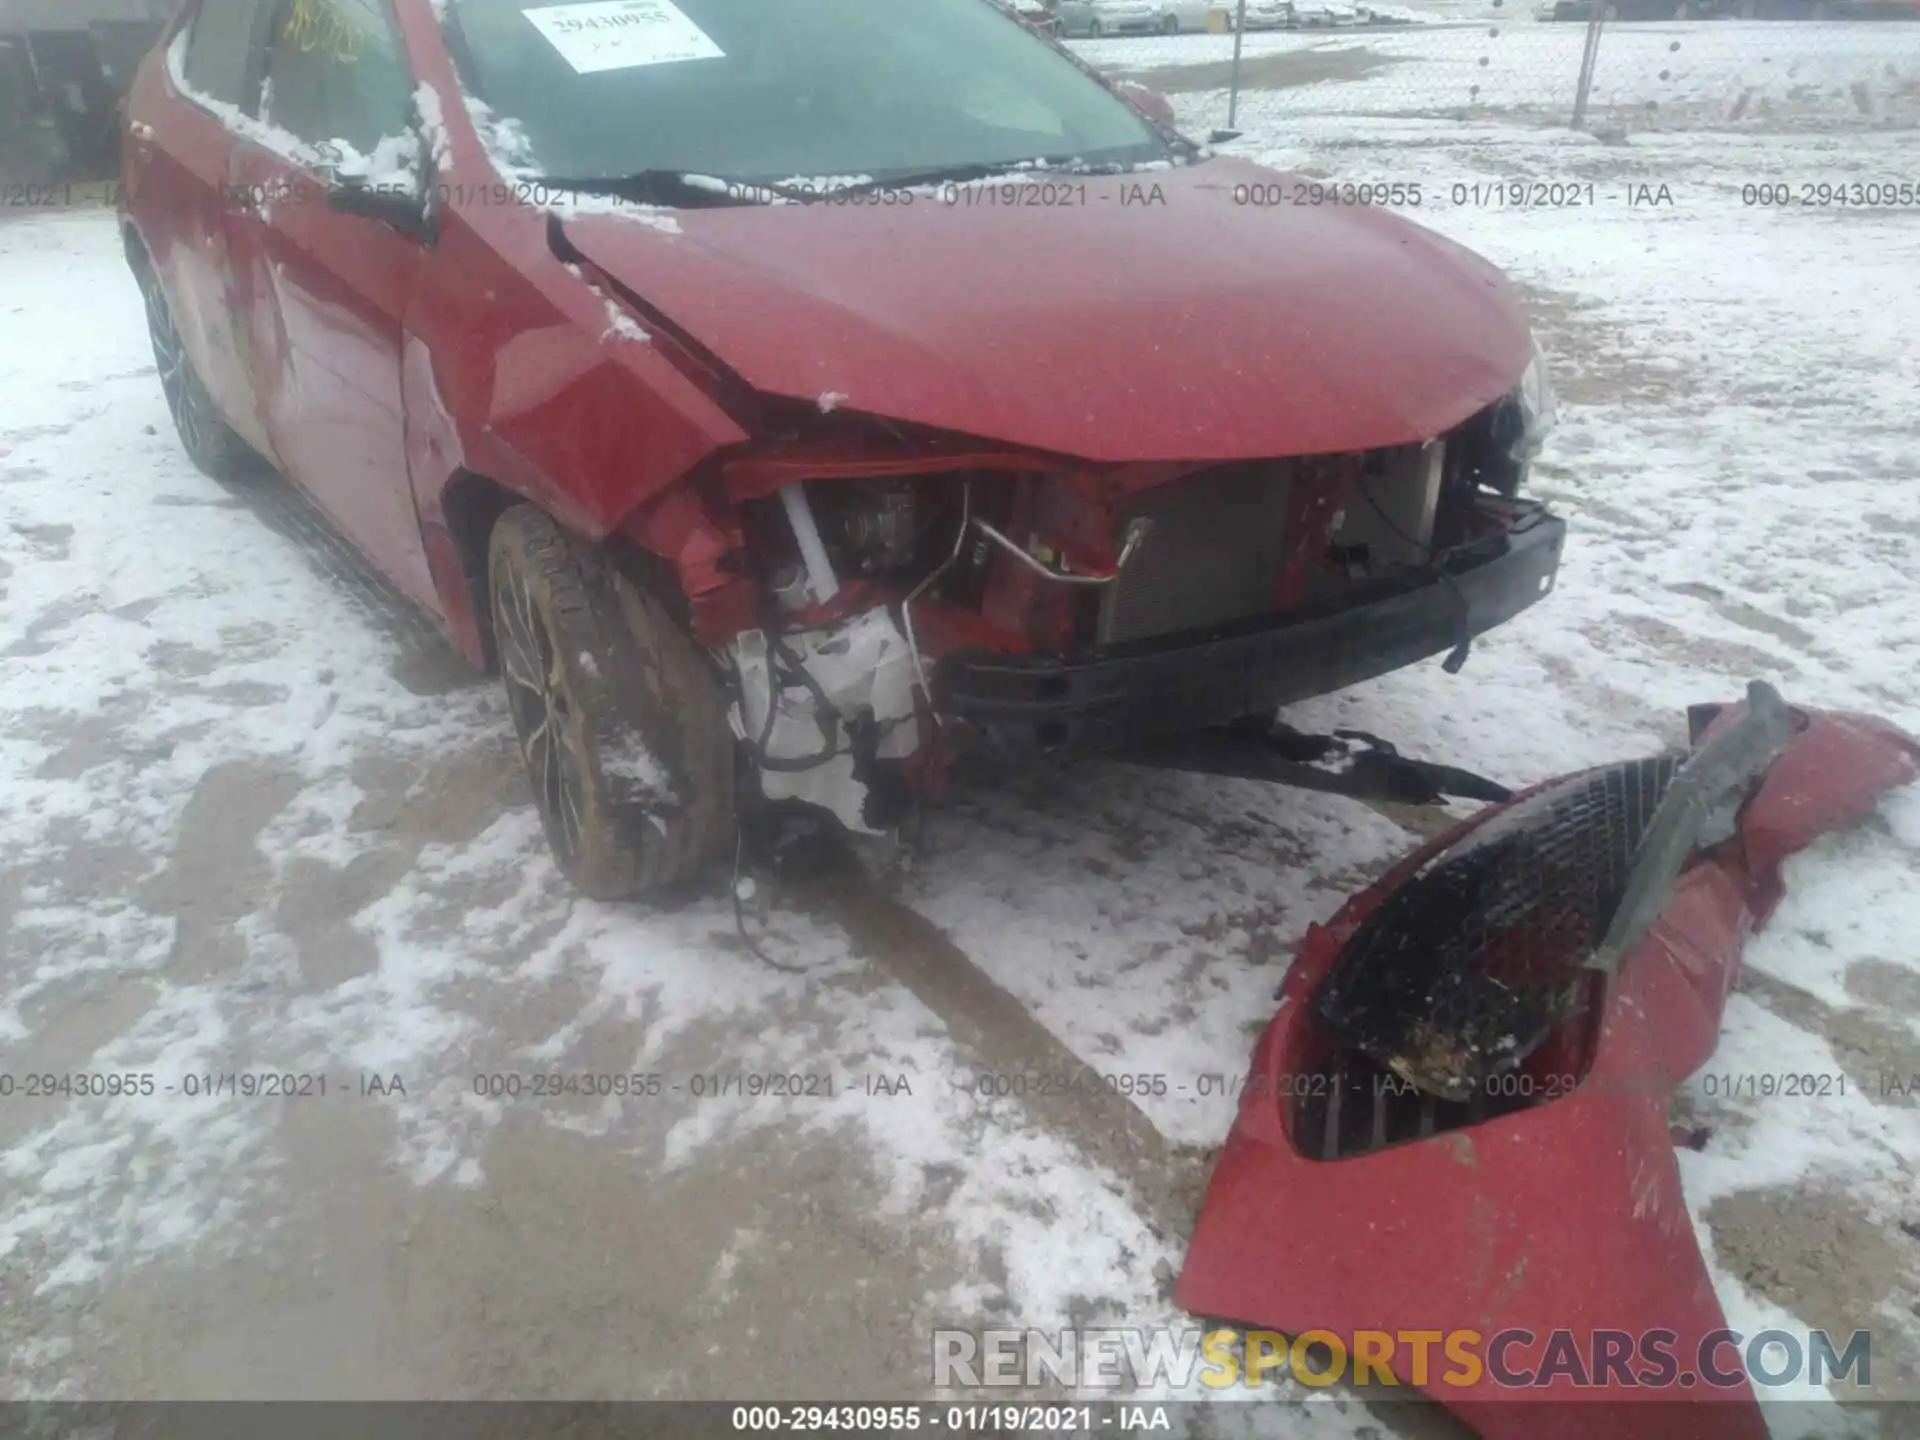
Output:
[1449,338,1558,500]
[1510,337,1558,465]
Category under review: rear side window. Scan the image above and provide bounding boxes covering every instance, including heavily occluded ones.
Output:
[181,0,275,108]
[262,0,414,156]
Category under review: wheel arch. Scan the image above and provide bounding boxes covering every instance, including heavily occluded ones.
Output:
[439,470,695,675]
[122,219,167,299]
[122,220,151,272]
[438,469,521,674]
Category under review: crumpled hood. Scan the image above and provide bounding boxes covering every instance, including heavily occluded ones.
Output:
[563,157,1532,463]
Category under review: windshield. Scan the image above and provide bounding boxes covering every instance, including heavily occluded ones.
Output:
[442,0,1173,187]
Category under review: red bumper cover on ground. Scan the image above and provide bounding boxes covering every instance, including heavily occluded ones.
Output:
[1175,702,1920,1439]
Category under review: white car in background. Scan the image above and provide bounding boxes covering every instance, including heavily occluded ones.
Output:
[1232,0,1295,27]
[1292,0,1362,22]
[1150,0,1220,27]
[1079,0,1156,31]
[1001,0,1065,33]
[1082,0,1213,32]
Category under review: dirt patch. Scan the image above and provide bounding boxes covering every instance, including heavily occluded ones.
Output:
[150,493,245,509]
[138,760,305,984]
[784,841,1208,1240]
[9,521,73,558]
[1663,581,1819,655]
[390,639,483,697]
[31,694,158,780]
[144,639,224,679]
[1736,968,1920,1112]
[1844,959,1920,1019]
[35,1081,974,1402]
[1116,45,1403,97]
[276,740,531,991]
[1598,612,1799,683]
[1533,649,1689,745]
[1865,510,1920,541]
[1,594,98,659]
[1705,1186,1920,1402]
[1518,282,1709,413]
[0,975,160,1151]
[0,813,174,1148]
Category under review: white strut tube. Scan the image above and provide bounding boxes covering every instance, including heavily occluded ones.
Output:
[777,482,841,605]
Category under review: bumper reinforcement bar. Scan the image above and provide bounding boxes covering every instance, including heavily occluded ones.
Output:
[937,505,1565,754]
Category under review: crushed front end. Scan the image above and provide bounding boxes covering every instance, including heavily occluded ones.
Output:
[696,355,1565,829]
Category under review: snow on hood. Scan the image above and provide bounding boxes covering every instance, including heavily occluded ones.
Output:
[561,158,1533,463]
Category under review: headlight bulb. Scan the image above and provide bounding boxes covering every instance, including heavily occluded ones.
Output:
[1512,338,1558,464]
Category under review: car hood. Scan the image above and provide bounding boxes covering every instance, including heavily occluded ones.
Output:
[563,157,1532,464]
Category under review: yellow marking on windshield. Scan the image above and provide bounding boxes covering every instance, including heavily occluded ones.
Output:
[281,0,368,64]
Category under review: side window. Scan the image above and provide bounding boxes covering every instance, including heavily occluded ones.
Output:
[181,0,276,109]
[262,0,413,157]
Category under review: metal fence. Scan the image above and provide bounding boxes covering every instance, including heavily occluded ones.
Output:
[1066,3,1920,134]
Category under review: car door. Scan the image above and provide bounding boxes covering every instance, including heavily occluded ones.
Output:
[135,0,280,461]
[222,0,438,611]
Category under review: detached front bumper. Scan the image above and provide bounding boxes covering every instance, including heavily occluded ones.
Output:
[936,501,1565,752]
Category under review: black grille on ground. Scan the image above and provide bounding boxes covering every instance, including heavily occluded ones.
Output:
[1295,1045,1553,1161]
[1312,757,1682,1102]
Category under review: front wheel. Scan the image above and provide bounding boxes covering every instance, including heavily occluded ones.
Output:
[487,505,735,899]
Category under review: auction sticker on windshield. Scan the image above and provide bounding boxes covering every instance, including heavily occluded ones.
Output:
[522,0,724,73]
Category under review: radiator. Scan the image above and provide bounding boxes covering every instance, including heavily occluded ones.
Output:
[1096,462,1297,647]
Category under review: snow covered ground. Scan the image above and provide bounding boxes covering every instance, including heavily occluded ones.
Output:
[3,49,1919,1440]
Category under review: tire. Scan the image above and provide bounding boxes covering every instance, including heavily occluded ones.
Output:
[1089,17,1104,32]
[1162,12,1181,30]
[487,505,734,900]
[134,256,255,483]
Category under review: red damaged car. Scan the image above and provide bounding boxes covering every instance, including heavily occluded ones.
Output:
[120,0,1564,897]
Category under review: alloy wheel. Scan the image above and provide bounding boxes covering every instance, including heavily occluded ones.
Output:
[142,277,203,458]
[494,559,590,868]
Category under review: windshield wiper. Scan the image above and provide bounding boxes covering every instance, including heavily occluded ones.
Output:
[543,159,1153,209]
[826,156,1124,197]
[538,170,817,208]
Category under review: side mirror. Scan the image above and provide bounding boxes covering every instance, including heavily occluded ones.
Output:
[323,102,438,240]
[327,175,432,236]
[1113,79,1176,127]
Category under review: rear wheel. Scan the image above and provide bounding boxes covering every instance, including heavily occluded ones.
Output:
[1089,16,1105,32]
[487,505,734,900]
[134,259,254,482]
[1162,12,1181,29]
